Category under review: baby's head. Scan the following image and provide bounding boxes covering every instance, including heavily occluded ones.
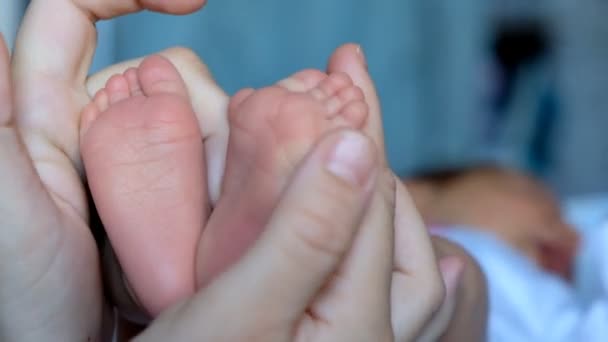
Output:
[409,166,560,231]
[405,164,579,279]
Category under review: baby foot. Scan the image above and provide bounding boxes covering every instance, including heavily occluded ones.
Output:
[80,55,207,316]
[197,69,369,286]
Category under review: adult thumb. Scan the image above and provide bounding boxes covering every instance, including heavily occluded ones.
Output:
[137,129,378,341]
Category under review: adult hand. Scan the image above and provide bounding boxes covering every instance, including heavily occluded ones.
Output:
[4,1,449,340]
[133,131,460,342]
[92,47,450,341]
[136,128,396,341]
[1,1,213,340]
[137,130,463,342]
[2,39,440,340]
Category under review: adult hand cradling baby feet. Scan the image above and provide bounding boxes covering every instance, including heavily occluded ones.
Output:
[87,46,466,341]
[0,0,482,340]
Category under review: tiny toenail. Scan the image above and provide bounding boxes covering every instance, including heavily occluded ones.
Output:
[357,45,368,70]
[326,131,374,186]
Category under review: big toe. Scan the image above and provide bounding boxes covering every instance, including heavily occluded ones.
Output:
[137,55,189,98]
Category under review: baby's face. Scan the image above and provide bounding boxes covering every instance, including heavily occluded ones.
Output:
[447,177,561,235]
[420,170,579,279]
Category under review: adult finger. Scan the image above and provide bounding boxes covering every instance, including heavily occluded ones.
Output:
[12,0,208,220]
[137,129,378,341]
[0,33,104,342]
[307,169,395,339]
[415,256,464,342]
[423,237,488,342]
[391,181,446,341]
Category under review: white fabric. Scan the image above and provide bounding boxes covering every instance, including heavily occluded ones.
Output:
[437,194,608,342]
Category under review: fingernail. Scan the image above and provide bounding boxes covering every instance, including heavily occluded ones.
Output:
[439,256,465,298]
[326,131,374,186]
[356,45,368,70]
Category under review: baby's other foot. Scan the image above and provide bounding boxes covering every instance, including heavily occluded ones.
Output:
[197,69,369,286]
[81,55,206,316]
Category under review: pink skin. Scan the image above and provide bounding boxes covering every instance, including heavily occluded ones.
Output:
[196,69,369,287]
[7,0,210,338]
[80,55,207,316]
[87,44,450,339]
[81,55,368,314]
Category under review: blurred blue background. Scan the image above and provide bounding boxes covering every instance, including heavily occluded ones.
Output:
[5,0,608,196]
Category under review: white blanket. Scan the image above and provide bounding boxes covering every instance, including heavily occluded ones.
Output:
[438,195,608,341]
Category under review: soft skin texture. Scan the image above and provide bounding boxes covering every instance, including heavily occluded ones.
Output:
[81,55,207,316]
[2,35,445,339]
[83,60,368,314]
[137,129,394,342]
[433,237,488,342]
[197,69,368,286]
[91,45,450,341]
[88,47,231,326]
[138,131,473,342]
[327,45,450,340]
[4,0,455,339]
[86,47,230,204]
[4,0,211,340]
